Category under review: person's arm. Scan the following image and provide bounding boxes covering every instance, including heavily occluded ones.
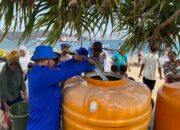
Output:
[157,59,163,79]
[68,51,76,56]
[126,62,131,72]
[57,58,76,68]
[125,55,131,72]
[158,67,163,79]
[162,62,171,76]
[22,86,28,102]
[139,64,144,78]
[3,100,10,113]
[42,59,93,86]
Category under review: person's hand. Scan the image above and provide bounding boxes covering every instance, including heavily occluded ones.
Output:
[100,53,106,59]
[4,103,10,113]
[139,73,142,78]
[87,58,97,65]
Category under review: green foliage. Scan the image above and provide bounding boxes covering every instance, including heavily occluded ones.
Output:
[0,0,179,52]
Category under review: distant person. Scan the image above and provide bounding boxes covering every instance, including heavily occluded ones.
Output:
[160,46,171,65]
[59,44,72,62]
[76,47,89,57]
[104,50,112,72]
[90,42,106,71]
[163,51,180,83]
[88,43,93,57]
[137,47,143,66]
[0,51,27,121]
[139,45,163,92]
[112,46,131,72]
[19,45,31,77]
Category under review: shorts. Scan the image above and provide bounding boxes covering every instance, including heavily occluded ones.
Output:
[143,77,156,91]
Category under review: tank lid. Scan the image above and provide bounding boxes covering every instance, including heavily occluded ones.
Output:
[85,72,126,87]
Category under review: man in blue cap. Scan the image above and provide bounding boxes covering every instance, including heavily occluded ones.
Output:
[76,47,89,57]
[27,46,95,130]
[60,43,76,63]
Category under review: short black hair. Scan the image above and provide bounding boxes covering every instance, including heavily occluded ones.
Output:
[149,43,158,52]
[119,65,127,73]
[27,62,34,69]
[168,51,177,57]
[93,42,102,48]
[111,65,118,72]
[54,52,61,62]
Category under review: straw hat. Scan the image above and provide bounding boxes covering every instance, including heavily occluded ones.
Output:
[6,50,20,62]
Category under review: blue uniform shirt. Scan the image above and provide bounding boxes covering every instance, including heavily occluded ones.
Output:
[113,52,128,67]
[27,58,93,130]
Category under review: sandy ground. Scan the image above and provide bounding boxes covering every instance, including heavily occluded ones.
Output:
[0,57,165,130]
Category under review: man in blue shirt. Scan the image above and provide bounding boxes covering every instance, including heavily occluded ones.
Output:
[112,46,131,72]
[27,46,95,130]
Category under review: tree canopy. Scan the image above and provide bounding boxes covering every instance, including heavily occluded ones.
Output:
[0,0,179,52]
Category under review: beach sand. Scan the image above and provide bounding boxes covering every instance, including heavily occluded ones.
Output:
[0,57,165,130]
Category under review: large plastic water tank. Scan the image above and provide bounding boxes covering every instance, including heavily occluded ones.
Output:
[62,72,152,130]
[154,82,180,130]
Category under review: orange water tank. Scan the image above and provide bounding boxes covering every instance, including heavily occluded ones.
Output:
[62,73,152,130]
[154,82,180,130]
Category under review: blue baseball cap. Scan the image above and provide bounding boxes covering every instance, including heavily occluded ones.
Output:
[31,46,57,60]
[75,47,88,57]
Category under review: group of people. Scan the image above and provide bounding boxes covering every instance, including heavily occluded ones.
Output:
[0,42,179,130]
[0,41,108,130]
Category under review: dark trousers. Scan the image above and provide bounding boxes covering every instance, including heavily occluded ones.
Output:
[143,77,156,92]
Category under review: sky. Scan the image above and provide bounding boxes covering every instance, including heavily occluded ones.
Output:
[0,15,114,36]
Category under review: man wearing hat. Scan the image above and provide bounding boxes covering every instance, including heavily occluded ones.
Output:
[27,46,95,130]
[76,47,89,57]
[59,43,75,62]
[90,42,106,71]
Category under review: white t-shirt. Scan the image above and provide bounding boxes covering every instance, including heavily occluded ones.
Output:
[19,55,31,73]
[103,51,112,72]
[142,53,161,80]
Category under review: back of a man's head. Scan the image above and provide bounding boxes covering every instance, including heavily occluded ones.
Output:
[93,42,102,49]
[149,44,158,53]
